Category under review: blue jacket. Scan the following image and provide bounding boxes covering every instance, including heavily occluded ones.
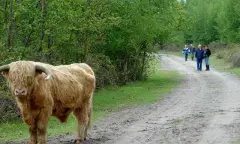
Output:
[195,48,204,59]
[182,48,189,55]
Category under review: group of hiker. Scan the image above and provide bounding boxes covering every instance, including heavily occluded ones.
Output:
[182,44,211,71]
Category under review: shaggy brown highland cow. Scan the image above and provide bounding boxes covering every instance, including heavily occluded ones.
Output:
[0,61,95,144]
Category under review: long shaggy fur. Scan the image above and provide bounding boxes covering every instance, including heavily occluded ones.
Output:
[2,61,95,144]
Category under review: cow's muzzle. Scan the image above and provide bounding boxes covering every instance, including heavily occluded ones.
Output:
[14,89,27,96]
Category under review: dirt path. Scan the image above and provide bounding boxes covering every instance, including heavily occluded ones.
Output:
[9,55,240,144]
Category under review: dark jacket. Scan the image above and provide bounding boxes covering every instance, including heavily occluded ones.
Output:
[191,47,196,53]
[195,48,204,59]
[205,48,211,57]
[189,46,196,54]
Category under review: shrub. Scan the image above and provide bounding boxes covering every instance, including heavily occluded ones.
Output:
[216,52,224,59]
[0,97,21,123]
[209,41,227,53]
[231,49,240,67]
[86,54,118,89]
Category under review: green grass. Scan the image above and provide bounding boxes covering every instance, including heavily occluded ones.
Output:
[210,54,231,70]
[0,58,182,142]
[94,71,181,111]
[231,140,240,144]
[0,111,106,142]
[210,54,240,76]
[226,68,240,76]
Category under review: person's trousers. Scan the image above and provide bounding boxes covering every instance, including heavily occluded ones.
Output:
[191,53,194,60]
[205,56,209,65]
[197,58,203,71]
[205,56,210,70]
[185,54,188,61]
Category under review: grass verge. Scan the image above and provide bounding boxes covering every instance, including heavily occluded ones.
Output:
[0,57,181,142]
[210,54,231,70]
[210,54,240,76]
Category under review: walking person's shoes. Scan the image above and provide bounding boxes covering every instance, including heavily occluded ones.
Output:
[205,65,210,71]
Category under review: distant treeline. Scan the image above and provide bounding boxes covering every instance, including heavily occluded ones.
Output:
[184,0,240,45]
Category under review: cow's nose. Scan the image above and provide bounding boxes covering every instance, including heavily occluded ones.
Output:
[15,89,27,96]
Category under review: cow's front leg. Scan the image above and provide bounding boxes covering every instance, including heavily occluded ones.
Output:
[22,113,37,144]
[28,123,37,144]
[19,102,37,144]
[36,108,52,144]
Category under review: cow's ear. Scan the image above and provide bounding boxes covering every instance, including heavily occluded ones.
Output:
[35,71,43,78]
[1,71,9,78]
[35,71,49,80]
[0,65,10,78]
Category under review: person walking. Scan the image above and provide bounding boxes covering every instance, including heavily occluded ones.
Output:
[204,45,211,71]
[195,44,205,71]
[189,44,196,61]
[182,45,190,61]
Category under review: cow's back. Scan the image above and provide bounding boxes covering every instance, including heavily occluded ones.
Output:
[76,63,94,76]
[54,64,95,99]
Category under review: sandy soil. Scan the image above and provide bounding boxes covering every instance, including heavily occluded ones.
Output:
[8,54,240,144]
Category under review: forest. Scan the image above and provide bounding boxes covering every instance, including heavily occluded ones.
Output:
[1,0,240,124]
[0,0,184,88]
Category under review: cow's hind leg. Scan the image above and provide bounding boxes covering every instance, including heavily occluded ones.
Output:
[73,103,90,143]
[84,104,92,140]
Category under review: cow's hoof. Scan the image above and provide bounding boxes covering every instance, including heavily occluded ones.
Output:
[74,139,82,144]
[84,138,87,141]
[28,140,36,144]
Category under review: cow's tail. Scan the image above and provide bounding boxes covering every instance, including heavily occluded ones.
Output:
[88,105,92,129]
[86,96,93,137]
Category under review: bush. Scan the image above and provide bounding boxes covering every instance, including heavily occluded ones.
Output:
[209,41,227,53]
[231,49,240,67]
[0,75,21,123]
[210,42,240,68]
[164,44,183,51]
[86,54,118,89]
[0,97,21,123]
[216,52,224,59]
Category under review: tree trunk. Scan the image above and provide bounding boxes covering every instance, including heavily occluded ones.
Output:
[141,50,146,80]
[82,30,89,62]
[4,0,8,25]
[159,41,164,50]
[140,41,147,80]
[40,0,46,51]
[24,2,40,47]
[2,0,8,42]
[24,28,33,47]
[82,0,91,62]
[7,0,13,49]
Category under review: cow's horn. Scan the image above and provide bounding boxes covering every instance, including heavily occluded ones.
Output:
[35,64,52,80]
[0,65,10,72]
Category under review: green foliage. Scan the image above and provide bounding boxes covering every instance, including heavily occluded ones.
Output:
[184,0,240,44]
[0,0,182,85]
